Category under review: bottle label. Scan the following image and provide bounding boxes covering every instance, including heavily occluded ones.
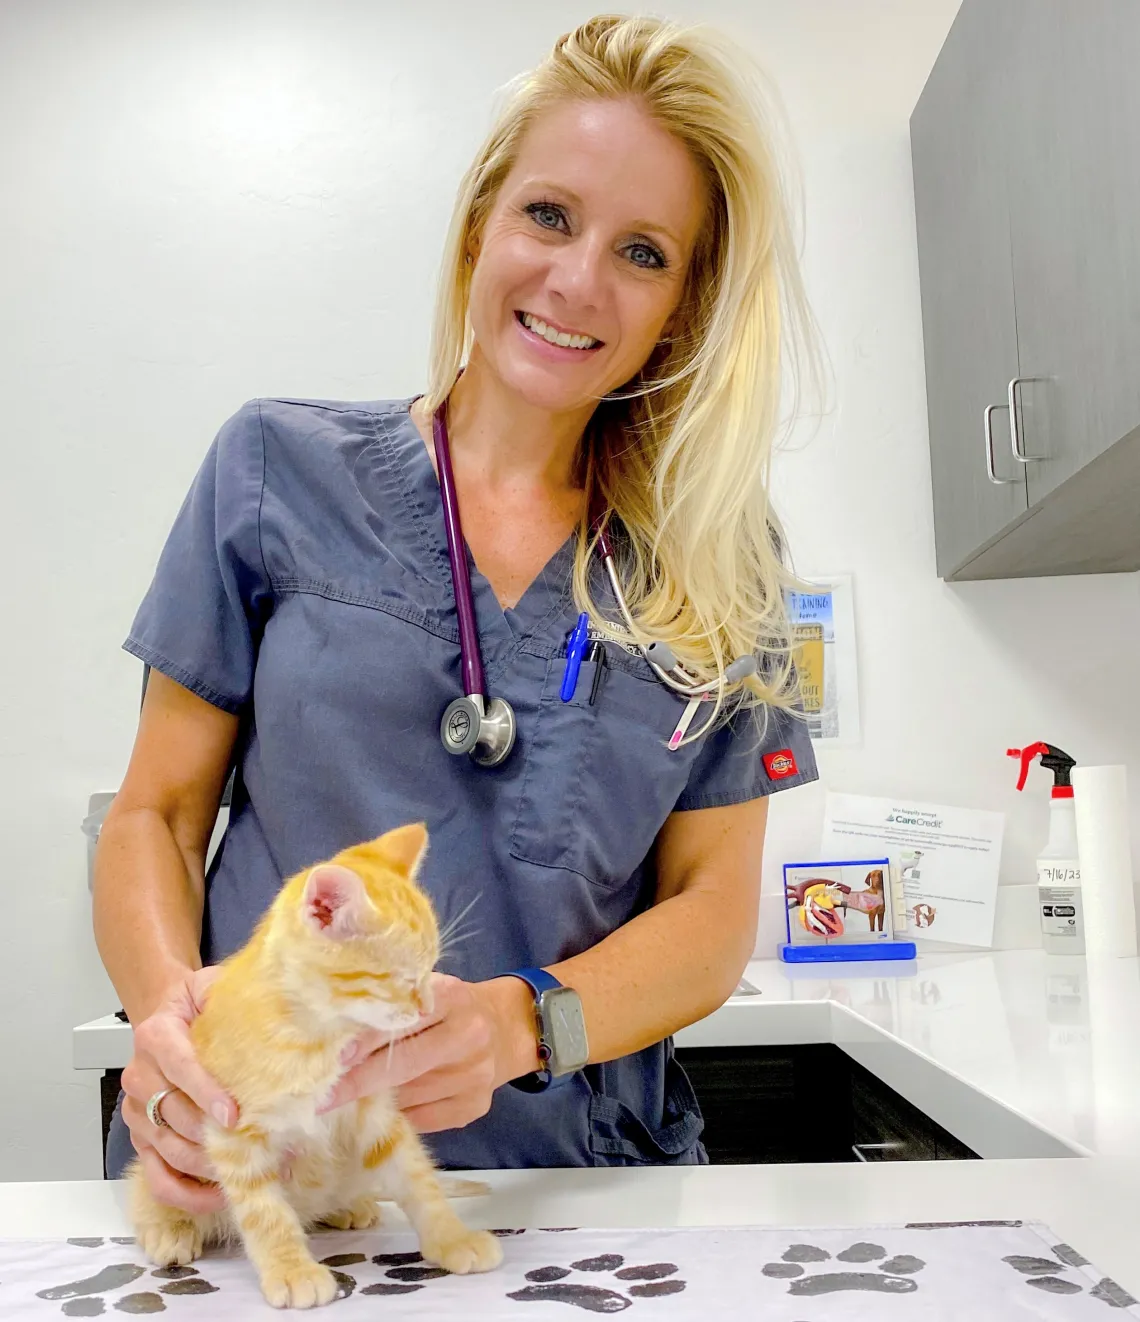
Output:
[1038,859,1083,946]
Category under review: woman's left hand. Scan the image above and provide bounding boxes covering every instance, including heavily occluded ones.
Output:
[318,973,538,1132]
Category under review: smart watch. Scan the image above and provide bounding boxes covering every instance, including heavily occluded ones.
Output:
[504,968,589,1093]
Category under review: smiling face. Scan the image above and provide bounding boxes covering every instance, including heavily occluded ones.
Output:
[465,97,709,415]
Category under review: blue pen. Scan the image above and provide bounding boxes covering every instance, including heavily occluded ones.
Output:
[560,612,591,701]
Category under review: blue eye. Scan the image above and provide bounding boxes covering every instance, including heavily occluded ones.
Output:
[524,200,668,271]
[527,202,567,231]
[627,242,666,270]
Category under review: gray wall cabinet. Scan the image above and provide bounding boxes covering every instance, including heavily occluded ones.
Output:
[911,0,1140,580]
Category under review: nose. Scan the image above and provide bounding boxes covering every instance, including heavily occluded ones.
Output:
[545,231,605,316]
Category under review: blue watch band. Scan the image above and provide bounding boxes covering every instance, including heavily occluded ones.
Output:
[508,967,563,999]
[505,967,573,1093]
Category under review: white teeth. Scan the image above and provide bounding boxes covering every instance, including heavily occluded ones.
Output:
[522,312,598,350]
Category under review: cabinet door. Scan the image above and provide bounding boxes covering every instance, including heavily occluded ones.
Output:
[1005,0,1140,505]
[910,0,1027,578]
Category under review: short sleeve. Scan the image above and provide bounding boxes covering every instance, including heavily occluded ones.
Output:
[123,400,271,714]
[673,701,819,812]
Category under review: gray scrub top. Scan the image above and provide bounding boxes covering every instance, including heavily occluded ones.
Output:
[113,395,818,1171]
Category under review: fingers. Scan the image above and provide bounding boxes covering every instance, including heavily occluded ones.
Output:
[322,1018,464,1111]
[338,1027,396,1073]
[126,1097,217,1182]
[150,1088,208,1145]
[137,1145,227,1216]
[134,1015,237,1129]
[396,1054,495,1114]
[122,1081,207,1149]
[187,965,225,1014]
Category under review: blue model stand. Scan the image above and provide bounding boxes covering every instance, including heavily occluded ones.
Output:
[778,940,917,963]
[780,857,917,965]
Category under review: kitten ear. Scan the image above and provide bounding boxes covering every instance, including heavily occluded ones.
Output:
[302,864,370,939]
[382,822,428,877]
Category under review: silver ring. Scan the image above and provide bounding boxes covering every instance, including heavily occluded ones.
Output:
[146,1087,176,1129]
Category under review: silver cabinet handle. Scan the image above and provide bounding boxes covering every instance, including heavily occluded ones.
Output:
[1008,376,1046,462]
[984,403,1019,484]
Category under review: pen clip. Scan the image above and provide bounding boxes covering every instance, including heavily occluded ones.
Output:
[588,642,607,705]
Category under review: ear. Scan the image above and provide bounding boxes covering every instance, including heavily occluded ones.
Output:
[382,822,428,878]
[302,864,370,939]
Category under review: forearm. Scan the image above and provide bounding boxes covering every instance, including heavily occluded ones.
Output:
[484,876,756,1084]
[553,878,755,1061]
[92,806,207,1024]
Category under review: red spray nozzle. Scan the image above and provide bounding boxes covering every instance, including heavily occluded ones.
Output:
[1008,743,1050,792]
[1008,743,1077,795]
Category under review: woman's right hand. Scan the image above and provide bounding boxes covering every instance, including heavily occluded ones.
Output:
[121,966,238,1215]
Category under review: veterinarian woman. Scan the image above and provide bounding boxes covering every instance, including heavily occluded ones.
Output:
[95,13,820,1209]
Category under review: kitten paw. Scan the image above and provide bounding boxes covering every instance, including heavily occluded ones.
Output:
[260,1260,338,1309]
[140,1221,203,1267]
[423,1228,504,1275]
[321,1199,383,1231]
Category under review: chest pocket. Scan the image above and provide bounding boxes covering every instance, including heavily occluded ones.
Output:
[509,654,704,889]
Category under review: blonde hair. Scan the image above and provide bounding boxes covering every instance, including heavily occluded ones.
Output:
[422,14,820,729]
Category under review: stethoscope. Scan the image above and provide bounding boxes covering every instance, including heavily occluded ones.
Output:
[433,400,757,767]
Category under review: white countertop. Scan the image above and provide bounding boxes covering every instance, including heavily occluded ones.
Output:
[677,950,1140,1161]
[4,1159,1139,1295]
[49,951,1140,1300]
[75,950,1140,1161]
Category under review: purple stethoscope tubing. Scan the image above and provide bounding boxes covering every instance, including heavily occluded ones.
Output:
[428,391,756,745]
[432,402,485,699]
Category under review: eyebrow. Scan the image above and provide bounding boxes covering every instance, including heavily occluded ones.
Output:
[521,179,684,249]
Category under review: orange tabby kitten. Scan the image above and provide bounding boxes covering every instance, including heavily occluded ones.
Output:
[127,823,502,1308]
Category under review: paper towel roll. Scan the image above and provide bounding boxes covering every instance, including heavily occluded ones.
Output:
[1072,764,1137,959]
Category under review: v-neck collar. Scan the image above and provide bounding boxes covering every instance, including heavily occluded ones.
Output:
[381,399,580,666]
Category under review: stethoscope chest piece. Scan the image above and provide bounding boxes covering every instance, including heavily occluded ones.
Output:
[440,694,516,767]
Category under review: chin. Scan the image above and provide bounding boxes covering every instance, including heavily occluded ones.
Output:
[348,1002,418,1033]
[493,360,603,415]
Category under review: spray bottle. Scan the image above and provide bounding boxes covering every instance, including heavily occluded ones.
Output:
[1008,743,1083,955]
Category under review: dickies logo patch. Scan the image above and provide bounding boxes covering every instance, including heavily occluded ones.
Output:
[763,749,798,779]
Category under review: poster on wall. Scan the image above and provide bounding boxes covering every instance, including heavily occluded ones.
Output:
[787,575,860,747]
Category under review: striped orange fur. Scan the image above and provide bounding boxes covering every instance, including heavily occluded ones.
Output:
[126,823,502,1308]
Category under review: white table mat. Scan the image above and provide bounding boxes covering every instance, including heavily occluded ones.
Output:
[0,1220,1135,1319]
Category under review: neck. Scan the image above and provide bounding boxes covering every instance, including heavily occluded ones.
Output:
[440,349,595,494]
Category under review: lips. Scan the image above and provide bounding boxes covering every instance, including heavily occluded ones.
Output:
[516,310,602,351]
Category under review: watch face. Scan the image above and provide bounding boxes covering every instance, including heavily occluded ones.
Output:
[543,986,589,1075]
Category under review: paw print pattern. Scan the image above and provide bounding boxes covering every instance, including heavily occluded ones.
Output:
[36,1257,221,1315]
[761,1241,926,1296]
[1003,1245,1138,1309]
[356,1249,450,1296]
[507,1252,686,1312]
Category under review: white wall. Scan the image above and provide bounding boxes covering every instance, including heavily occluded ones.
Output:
[1,0,1137,1180]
